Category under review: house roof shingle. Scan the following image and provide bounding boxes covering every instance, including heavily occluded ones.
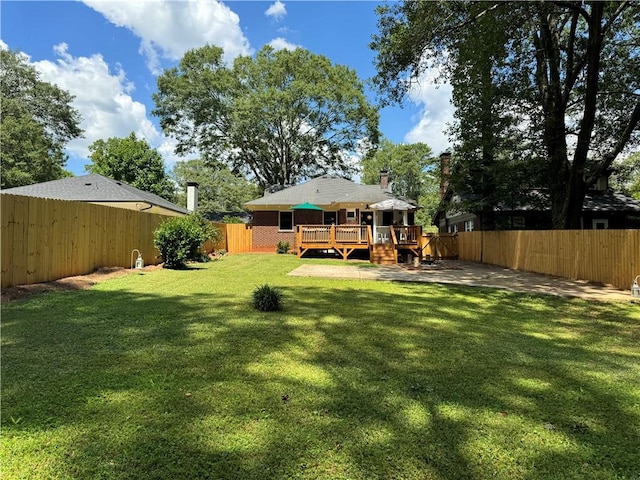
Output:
[245,175,414,208]
[1,174,187,214]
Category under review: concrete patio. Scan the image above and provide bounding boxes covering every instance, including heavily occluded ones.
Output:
[288,260,634,303]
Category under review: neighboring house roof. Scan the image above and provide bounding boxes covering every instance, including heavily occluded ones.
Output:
[582,191,640,213]
[436,188,640,223]
[245,175,415,209]
[2,174,188,214]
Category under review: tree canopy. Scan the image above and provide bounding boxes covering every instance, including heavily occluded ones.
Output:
[153,45,379,189]
[86,132,175,201]
[1,49,83,189]
[172,159,258,214]
[372,1,640,229]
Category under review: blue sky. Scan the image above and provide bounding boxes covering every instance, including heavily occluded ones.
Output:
[1,0,453,177]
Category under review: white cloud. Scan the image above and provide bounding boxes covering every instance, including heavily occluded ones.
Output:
[0,39,8,50]
[404,64,454,155]
[265,0,287,21]
[268,37,300,52]
[30,43,185,170]
[82,0,253,72]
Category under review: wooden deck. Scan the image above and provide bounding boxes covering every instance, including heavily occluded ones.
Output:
[296,225,371,260]
[297,225,423,262]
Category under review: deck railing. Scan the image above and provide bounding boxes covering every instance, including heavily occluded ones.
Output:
[335,225,368,243]
[300,225,332,244]
[298,225,370,245]
[393,225,422,244]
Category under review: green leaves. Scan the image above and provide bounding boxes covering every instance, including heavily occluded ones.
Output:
[86,132,175,201]
[153,214,220,268]
[153,45,379,188]
[0,49,83,188]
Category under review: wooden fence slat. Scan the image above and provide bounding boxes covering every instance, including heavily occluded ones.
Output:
[11,196,29,286]
[1,195,15,288]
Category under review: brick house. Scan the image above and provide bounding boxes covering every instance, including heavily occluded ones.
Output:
[245,174,421,262]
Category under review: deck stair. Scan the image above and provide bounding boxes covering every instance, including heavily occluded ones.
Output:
[371,243,397,265]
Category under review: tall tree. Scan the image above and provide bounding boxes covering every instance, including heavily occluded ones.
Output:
[172,159,259,214]
[372,1,640,229]
[0,49,83,188]
[86,132,175,201]
[153,45,379,189]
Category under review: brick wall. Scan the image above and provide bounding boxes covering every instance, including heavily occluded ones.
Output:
[252,226,296,252]
[252,210,297,252]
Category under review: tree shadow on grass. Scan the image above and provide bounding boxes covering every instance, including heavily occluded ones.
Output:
[1,280,639,479]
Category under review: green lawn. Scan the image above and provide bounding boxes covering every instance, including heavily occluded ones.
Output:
[2,254,639,480]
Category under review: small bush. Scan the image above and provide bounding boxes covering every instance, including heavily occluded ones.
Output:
[276,241,290,254]
[153,214,220,268]
[252,284,283,311]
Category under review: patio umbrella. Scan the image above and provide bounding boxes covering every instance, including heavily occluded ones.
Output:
[368,198,417,210]
[290,202,323,210]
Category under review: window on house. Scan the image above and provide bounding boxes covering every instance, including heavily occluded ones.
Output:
[279,211,293,231]
[346,209,357,222]
[464,220,474,232]
[324,211,337,225]
[592,219,608,230]
[511,216,525,229]
[453,224,459,233]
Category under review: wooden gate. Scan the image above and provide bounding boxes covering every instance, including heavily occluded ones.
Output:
[205,223,253,254]
[421,233,458,260]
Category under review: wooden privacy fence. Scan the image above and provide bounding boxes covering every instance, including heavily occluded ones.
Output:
[421,233,458,260]
[457,230,640,291]
[1,194,171,288]
[203,223,253,254]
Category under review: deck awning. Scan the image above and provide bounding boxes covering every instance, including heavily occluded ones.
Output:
[368,199,417,210]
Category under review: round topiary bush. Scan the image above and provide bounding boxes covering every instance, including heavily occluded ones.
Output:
[252,284,284,311]
[153,214,220,268]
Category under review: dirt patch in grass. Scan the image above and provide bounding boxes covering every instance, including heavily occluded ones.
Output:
[1,264,164,304]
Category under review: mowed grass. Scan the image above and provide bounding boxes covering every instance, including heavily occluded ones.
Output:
[2,254,639,480]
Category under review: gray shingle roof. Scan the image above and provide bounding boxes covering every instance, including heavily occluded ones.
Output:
[1,174,187,214]
[245,175,413,208]
[583,191,640,212]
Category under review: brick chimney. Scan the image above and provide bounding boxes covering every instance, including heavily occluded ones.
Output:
[379,169,390,190]
[186,181,199,212]
[439,152,451,199]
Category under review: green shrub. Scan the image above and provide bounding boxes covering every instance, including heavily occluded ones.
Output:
[252,284,283,311]
[276,241,290,254]
[153,215,220,268]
